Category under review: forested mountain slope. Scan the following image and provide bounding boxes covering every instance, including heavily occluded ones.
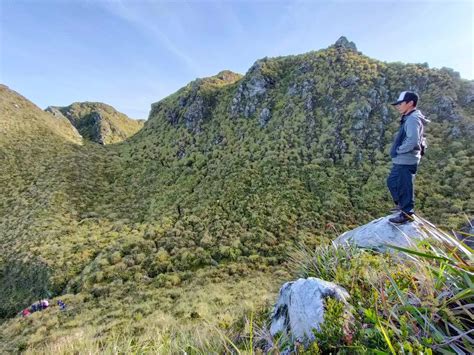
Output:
[0,38,472,352]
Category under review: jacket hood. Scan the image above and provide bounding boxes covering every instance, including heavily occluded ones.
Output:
[404,109,431,125]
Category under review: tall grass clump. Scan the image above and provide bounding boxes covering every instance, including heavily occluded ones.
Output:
[289,215,473,354]
[383,215,473,354]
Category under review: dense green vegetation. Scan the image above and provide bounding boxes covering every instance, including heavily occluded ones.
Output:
[282,216,473,354]
[0,41,472,352]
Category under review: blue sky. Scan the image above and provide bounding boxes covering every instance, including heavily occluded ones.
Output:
[1,0,473,119]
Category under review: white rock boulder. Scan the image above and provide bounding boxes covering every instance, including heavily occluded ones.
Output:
[333,213,428,252]
[270,277,350,344]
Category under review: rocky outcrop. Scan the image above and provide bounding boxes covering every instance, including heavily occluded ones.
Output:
[461,81,474,106]
[259,107,271,127]
[270,278,351,345]
[45,106,83,140]
[230,59,274,119]
[433,95,460,121]
[179,86,210,134]
[150,70,242,133]
[91,112,110,145]
[45,106,66,119]
[333,213,428,252]
[183,97,205,132]
[332,214,463,252]
[456,219,474,247]
[334,36,358,52]
[214,70,242,84]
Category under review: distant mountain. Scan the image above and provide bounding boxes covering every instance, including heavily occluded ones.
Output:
[0,85,111,315]
[1,38,473,353]
[125,38,473,229]
[45,102,144,145]
[0,84,82,145]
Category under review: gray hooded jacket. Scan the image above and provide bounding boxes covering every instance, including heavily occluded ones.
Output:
[390,109,430,165]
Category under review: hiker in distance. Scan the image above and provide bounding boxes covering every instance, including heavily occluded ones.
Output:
[387,91,430,224]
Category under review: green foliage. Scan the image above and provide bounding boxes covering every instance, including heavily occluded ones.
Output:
[288,217,473,354]
[0,44,473,353]
[313,298,347,352]
[0,259,51,319]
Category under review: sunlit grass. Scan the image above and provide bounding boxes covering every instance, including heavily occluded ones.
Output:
[290,215,473,353]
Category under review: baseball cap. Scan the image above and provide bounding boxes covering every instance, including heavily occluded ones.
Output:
[391,91,419,106]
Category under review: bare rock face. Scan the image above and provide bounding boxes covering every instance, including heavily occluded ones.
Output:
[259,107,271,127]
[45,106,66,118]
[182,95,206,133]
[270,277,350,345]
[333,214,428,252]
[45,106,83,140]
[461,81,474,106]
[433,95,460,121]
[334,36,358,51]
[456,219,474,247]
[150,70,242,133]
[230,59,274,118]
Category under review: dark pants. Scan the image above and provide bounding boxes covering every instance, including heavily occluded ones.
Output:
[386,164,418,215]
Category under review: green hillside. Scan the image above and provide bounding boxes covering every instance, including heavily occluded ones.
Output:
[0,85,114,310]
[0,39,472,352]
[46,102,144,145]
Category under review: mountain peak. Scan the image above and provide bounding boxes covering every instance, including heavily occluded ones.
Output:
[334,36,358,51]
[46,102,143,145]
[215,70,242,83]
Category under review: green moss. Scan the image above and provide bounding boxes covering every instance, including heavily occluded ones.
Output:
[313,298,347,352]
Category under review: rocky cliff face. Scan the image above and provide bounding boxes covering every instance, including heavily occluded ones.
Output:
[46,102,144,145]
[149,70,242,134]
[138,38,472,169]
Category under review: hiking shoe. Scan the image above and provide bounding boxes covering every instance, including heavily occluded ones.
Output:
[389,205,400,213]
[389,213,414,224]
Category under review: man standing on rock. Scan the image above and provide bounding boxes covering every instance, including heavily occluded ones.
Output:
[387,91,429,224]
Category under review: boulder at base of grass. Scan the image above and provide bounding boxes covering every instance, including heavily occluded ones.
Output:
[456,219,474,247]
[333,213,428,252]
[270,277,350,345]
